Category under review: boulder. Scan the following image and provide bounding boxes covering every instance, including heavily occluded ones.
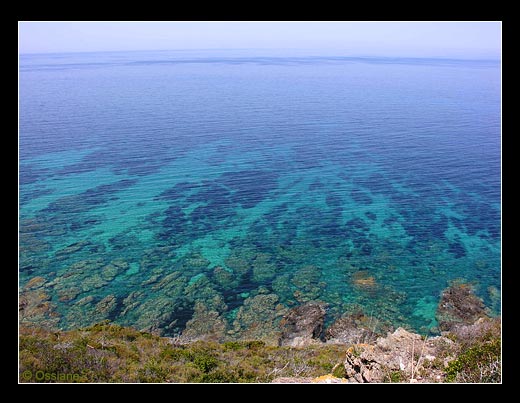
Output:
[343,327,453,383]
[325,312,378,345]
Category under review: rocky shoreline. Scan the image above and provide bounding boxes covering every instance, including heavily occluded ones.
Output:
[19,283,501,383]
[272,282,501,383]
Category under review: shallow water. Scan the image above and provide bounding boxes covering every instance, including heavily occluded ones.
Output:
[19,51,501,337]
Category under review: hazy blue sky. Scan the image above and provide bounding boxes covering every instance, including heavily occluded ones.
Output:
[19,21,501,58]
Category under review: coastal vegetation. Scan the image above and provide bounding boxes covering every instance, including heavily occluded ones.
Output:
[19,283,501,383]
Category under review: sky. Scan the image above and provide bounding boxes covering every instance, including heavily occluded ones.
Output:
[19,21,501,59]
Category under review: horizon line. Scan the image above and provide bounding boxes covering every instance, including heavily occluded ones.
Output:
[18,48,501,62]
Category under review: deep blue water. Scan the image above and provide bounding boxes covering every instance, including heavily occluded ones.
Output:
[19,51,501,338]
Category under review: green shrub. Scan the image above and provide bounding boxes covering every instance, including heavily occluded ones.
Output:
[223,341,243,351]
[445,338,501,383]
[160,346,188,361]
[198,369,238,383]
[332,364,346,378]
[137,359,170,382]
[245,340,266,350]
[193,352,219,373]
[223,340,266,351]
[386,370,404,383]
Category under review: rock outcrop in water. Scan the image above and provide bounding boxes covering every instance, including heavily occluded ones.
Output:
[435,282,489,332]
[279,302,326,347]
[325,311,387,345]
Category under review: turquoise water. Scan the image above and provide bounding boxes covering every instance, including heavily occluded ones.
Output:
[19,51,501,337]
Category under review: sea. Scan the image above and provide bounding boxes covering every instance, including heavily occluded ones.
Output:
[19,50,501,338]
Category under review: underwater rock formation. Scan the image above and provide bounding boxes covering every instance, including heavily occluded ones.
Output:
[252,253,277,283]
[19,286,60,329]
[212,266,238,290]
[291,265,324,304]
[351,270,377,291]
[231,293,287,343]
[182,302,228,342]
